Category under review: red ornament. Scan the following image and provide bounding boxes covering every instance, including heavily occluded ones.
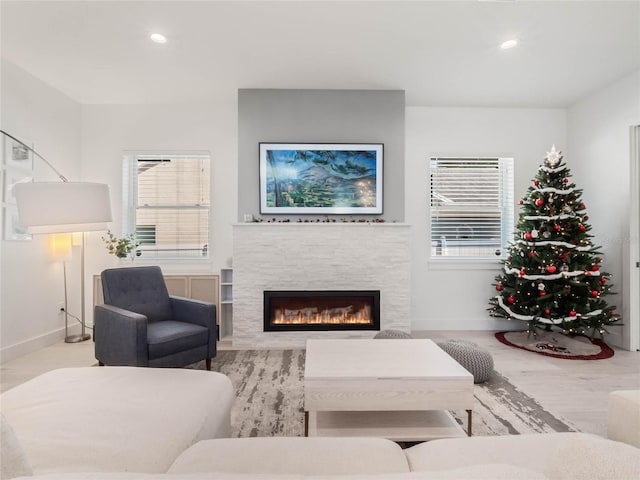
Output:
[534,180,539,186]
[579,203,586,210]
[569,310,577,317]
[535,198,544,206]
[519,268,526,276]
[578,225,586,231]
[554,224,561,231]
[591,265,599,271]
[495,284,503,292]
[563,178,569,183]
[601,277,607,284]
[591,290,599,297]
[539,291,546,296]
[507,296,516,304]
[518,199,524,205]
[529,251,536,258]
[544,309,551,315]
[611,310,617,316]
[547,265,557,274]
[524,232,532,240]
[583,215,589,221]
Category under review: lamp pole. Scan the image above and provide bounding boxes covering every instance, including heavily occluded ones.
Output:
[65,232,91,343]
[0,129,68,181]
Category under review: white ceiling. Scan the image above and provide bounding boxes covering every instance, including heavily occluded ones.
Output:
[1,1,639,107]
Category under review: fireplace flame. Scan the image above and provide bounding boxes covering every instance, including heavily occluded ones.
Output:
[272,306,372,325]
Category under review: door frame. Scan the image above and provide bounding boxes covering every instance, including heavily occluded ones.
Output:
[628,125,640,351]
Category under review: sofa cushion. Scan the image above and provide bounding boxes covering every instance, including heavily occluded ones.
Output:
[147,321,209,359]
[405,433,576,473]
[544,433,640,480]
[0,367,233,474]
[16,465,550,480]
[168,437,411,475]
[1,413,33,479]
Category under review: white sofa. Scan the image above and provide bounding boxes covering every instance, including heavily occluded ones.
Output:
[1,367,234,476]
[2,367,639,480]
[608,390,640,448]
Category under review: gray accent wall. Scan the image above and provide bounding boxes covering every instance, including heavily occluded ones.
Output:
[237,89,405,222]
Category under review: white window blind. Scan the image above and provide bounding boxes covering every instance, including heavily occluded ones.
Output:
[430,157,514,259]
[123,152,210,258]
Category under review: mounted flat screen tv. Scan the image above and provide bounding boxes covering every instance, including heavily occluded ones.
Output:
[259,143,383,214]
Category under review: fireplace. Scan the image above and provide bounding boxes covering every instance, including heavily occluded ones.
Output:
[264,290,380,332]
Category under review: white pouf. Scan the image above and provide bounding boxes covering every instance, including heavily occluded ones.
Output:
[437,340,494,383]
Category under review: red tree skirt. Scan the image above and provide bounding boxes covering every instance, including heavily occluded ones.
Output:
[495,331,614,360]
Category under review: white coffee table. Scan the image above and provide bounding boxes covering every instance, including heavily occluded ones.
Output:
[304,339,474,441]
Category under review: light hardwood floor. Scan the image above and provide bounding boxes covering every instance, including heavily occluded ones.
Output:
[417,331,640,437]
[1,331,638,438]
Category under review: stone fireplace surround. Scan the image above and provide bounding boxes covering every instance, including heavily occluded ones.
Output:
[232,223,411,348]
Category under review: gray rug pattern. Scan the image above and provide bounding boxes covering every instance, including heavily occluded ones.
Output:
[192,349,576,438]
[450,370,575,435]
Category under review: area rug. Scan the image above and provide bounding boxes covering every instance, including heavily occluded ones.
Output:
[190,349,576,438]
[496,331,614,360]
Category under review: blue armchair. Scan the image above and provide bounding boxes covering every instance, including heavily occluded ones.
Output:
[94,266,217,369]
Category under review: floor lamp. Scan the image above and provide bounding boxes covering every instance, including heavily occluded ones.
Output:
[2,130,113,343]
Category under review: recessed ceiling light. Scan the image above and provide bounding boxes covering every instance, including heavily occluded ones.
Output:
[150,33,167,44]
[500,39,518,50]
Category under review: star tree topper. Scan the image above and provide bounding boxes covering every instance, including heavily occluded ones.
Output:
[545,144,562,168]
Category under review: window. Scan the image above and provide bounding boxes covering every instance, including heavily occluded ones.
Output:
[429,157,514,259]
[123,152,210,258]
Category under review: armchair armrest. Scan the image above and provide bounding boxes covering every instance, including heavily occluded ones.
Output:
[94,304,149,366]
[170,296,216,329]
[170,296,217,357]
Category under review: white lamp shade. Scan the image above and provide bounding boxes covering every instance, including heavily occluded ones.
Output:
[14,182,112,234]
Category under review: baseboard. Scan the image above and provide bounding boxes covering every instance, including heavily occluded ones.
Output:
[0,325,79,363]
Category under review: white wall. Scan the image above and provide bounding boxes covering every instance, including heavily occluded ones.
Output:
[80,100,238,325]
[567,70,640,349]
[405,107,567,331]
[0,60,83,361]
[4,57,635,357]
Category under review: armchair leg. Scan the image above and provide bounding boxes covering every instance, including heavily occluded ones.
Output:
[206,358,212,371]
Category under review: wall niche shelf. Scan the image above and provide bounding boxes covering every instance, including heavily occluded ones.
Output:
[219,267,233,341]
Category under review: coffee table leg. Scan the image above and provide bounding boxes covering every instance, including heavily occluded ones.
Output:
[304,411,309,437]
[466,409,473,436]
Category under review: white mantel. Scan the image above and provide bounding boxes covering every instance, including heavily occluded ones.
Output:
[232,223,411,348]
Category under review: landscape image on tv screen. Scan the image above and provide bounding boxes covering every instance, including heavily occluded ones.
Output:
[259,143,383,214]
